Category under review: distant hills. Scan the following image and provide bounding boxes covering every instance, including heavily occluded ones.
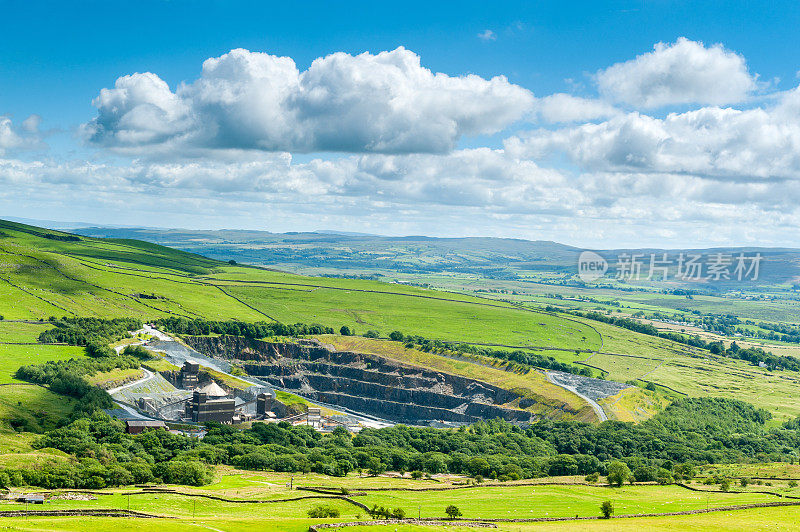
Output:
[73,226,800,290]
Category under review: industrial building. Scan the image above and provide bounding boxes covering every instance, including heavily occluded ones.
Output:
[179,361,200,388]
[187,390,235,423]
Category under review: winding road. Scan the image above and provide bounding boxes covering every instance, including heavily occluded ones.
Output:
[545,371,608,422]
[106,368,155,395]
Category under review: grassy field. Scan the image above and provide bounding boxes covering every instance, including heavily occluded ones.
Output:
[340,506,800,531]
[0,384,77,431]
[579,344,800,423]
[0,470,794,531]
[0,323,85,430]
[86,367,145,388]
[0,219,602,350]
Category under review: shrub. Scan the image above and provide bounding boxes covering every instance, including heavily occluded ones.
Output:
[363,330,380,338]
[122,344,154,360]
[585,472,600,483]
[600,500,614,518]
[656,468,674,485]
[789,480,798,488]
[307,505,340,518]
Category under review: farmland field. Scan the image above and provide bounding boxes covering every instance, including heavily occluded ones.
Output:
[0,471,794,531]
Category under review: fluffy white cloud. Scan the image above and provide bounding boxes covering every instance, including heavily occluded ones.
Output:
[6,142,800,246]
[0,118,22,153]
[84,47,534,155]
[0,116,41,154]
[595,38,757,108]
[11,39,800,247]
[534,94,620,123]
[1,149,568,212]
[508,85,800,180]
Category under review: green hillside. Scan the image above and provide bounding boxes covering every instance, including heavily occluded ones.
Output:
[5,218,800,421]
[0,219,600,350]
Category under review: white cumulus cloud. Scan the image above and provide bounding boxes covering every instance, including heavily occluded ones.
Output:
[595,37,757,108]
[0,115,43,154]
[534,94,620,123]
[508,85,800,181]
[84,47,534,155]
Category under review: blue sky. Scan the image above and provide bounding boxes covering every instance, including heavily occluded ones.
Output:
[4,0,800,127]
[3,1,800,247]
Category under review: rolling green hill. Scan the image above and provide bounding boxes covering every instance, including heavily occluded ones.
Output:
[0,219,600,350]
[5,218,800,422]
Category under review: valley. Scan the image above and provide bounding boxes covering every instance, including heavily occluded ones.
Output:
[1,219,800,531]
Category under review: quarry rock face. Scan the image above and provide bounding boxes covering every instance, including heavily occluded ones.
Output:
[184,335,536,425]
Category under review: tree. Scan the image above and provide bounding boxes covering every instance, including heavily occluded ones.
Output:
[656,468,674,485]
[340,326,352,336]
[445,505,462,519]
[720,478,731,492]
[607,461,631,487]
[365,457,385,476]
[389,331,405,341]
[600,500,614,519]
[363,330,380,338]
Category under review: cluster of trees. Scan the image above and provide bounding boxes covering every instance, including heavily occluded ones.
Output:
[155,317,334,338]
[16,396,800,492]
[15,356,142,416]
[0,414,214,489]
[38,317,142,346]
[384,331,591,377]
[709,341,800,371]
[753,321,800,344]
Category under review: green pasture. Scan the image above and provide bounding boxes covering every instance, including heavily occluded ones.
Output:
[0,474,792,531]
[0,219,605,351]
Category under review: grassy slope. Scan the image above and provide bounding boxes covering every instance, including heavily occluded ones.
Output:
[0,219,609,420]
[563,318,800,422]
[0,322,82,431]
[0,219,599,349]
[4,218,796,421]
